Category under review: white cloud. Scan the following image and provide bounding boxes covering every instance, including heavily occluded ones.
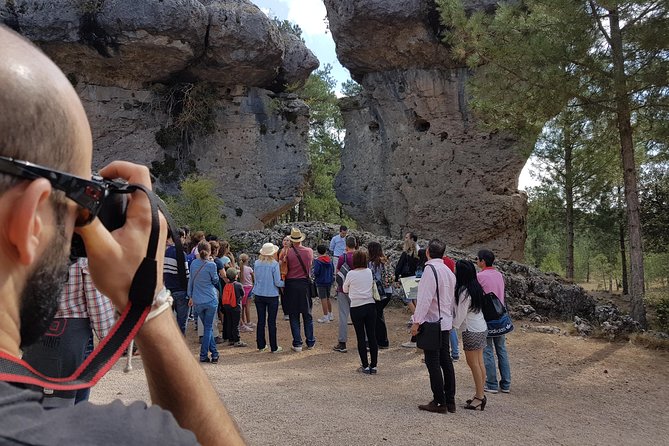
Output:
[278,0,328,35]
[260,7,272,18]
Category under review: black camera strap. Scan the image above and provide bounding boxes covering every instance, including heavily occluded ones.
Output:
[0,184,184,391]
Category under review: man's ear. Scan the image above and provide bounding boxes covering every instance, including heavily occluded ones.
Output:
[6,178,53,266]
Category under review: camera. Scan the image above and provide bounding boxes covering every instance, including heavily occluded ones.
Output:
[70,178,129,258]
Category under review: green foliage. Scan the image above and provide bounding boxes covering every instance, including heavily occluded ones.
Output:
[272,18,303,40]
[163,176,225,237]
[535,109,620,205]
[655,296,669,332]
[151,82,217,183]
[525,185,625,283]
[524,186,565,267]
[540,252,564,275]
[169,82,218,137]
[293,65,355,224]
[340,79,363,97]
[437,0,668,146]
[645,252,669,286]
[640,164,669,252]
[299,64,343,131]
[77,0,104,14]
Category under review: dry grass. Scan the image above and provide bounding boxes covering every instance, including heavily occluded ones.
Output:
[629,332,669,351]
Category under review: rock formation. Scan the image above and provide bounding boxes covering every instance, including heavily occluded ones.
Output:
[324,0,528,260]
[1,0,319,230]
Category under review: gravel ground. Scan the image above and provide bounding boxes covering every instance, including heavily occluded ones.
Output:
[90,303,669,445]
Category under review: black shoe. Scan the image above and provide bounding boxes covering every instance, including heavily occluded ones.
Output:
[378,344,390,350]
[333,343,347,353]
[446,402,457,413]
[214,336,223,344]
[211,357,219,364]
[200,357,211,363]
[464,395,486,411]
[418,401,447,414]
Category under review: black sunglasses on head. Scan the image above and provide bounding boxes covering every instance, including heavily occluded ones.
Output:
[0,155,107,226]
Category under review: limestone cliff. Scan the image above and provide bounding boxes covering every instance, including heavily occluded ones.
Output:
[324,0,528,260]
[1,0,319,230]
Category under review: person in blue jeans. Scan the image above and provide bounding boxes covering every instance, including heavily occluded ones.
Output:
[477,249,511,393]
[253,243,285,352]
[450,330,460,360]
[187,241,220,363]
[484,336,510,392]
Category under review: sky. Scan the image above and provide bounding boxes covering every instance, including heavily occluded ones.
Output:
[252,0,537,190]
[253,0,351,95]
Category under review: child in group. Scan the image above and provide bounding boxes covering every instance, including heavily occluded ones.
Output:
[238,253,255,332]
[313,245,335,323]
[221,268,247,347]
[220,240,236,269]
[278,236,291,280]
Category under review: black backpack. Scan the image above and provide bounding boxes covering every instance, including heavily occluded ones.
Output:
[482,292,507,321]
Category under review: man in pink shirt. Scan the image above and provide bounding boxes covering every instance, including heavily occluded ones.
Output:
[284,228,315,352]
[410,240,457,414]
[476,249,511,394]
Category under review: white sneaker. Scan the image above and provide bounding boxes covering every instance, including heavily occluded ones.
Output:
[283,315,290,320]
[291,346,303,352]
[271,346,283,353]
[484,386,499,394]
[328,313,335,321]
[401,341,417,348]
[317,316,330,323]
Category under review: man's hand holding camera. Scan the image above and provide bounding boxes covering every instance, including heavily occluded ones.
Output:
[76,161,167,313]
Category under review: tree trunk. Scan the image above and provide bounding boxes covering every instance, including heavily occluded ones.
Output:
[564,137,575,280]
[298,201,305,221]
[618,205,629,295]
[608,9,647,326]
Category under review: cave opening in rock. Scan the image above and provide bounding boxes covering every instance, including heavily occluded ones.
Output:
[414,118,430,132]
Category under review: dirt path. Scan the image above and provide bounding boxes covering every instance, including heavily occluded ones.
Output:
[90,303,669,445]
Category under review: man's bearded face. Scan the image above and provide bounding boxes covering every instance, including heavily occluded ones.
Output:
[19,205,71,348]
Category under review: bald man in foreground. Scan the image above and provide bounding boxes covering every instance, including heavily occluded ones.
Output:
[0,26,245,445]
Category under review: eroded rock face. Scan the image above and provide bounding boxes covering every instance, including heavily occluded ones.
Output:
[2,0,318,230]
[324,0,528,260]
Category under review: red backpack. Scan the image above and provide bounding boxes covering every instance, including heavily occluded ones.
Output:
[221,283,237,308]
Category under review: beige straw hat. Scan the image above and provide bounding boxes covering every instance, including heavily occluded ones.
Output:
[259,243,279,256]
[289,227,306,242]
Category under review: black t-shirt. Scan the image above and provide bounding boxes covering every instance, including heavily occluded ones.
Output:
[0,381,199,445]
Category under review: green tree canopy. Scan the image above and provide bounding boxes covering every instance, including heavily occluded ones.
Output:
[164,175,226,237]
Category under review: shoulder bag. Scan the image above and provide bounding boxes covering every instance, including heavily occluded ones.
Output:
[482,291,506,321]
[415,264,443,351]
